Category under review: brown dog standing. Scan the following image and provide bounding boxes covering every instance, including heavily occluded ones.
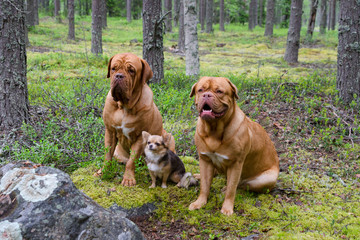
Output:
[102,53,175,186]
[188,76,279,215]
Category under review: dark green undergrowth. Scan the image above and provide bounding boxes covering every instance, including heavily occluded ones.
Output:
[1,16,359,239]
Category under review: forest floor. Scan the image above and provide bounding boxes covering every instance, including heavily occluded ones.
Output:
[1,16,360,239]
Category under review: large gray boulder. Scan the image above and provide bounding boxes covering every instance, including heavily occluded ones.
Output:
[0,162,144,240]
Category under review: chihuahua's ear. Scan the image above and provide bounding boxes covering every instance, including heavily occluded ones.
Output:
[142,131,150,145]
[162,132,173,148]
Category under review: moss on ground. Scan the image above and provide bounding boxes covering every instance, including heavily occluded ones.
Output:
[71,154,360,239]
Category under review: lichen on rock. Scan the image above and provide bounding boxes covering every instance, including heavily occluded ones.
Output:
[0,220,22,240]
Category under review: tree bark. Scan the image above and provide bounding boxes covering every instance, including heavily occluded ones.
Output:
[258,0,263,27]
[284,0,303,63]
[0,0,29,132]
[205,0,213,33]
[306,0,319,40]
[91,0,103,55]
[264,0,276,36]
[26,0,36,27]
[178,0,185,52]
[127,0,132,22]
[319,0,327,34]
[173,0,180,27]
[101,0,107,28]
[200,0,206,32]
[34,0,39,25]
[330,0,336,30]
[336,0,360,104]
[143,0,164,83]
[68,0,75,40]
[184,0,200,76]
[219,0,225,31]
[248,0,258,30]
[54,0,61,23]
[164,0,172,32]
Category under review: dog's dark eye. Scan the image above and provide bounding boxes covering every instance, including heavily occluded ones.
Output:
[216,89,224,94]
[129,68,135,75]
[111,67,116,72]
[147,141,151,145]
[198,89,203,93]
[155,143,160,146]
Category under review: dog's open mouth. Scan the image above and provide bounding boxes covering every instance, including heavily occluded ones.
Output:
[200,103,227,120]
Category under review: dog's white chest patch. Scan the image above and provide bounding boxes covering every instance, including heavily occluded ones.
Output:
[201,152,229,167]
[112,122,134,140]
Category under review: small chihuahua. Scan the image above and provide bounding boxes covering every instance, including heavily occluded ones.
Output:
[142,131,198,188]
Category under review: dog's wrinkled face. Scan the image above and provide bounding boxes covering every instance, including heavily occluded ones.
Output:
[190,77,239,121]
[107,53,153,107]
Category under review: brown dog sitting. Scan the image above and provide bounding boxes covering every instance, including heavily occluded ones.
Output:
[142,131,198,189]
[188,76,279,215]
[101,53,175,186]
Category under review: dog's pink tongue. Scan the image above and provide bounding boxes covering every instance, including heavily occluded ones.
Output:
[200,110,215,120]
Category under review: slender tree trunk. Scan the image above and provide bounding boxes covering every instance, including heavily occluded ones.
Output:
[127,0,132,22]
[164,0,172,32]
[284,0,303,63]
[258,0,263,27]
[178,0,185,52]
[219,0,225,31]
[248,0,258,30]
[173,0,180,27]
[26,0,36,27]
[34,0,39,25]
[205,0,213,33]
[101,0,107,28]
[91,0,102,55]
[306,0,319,40]
[0,0,29,132]
[184,0,200,76]
[264,0,276,36]
[200,0,206,32]
[143,0,164,83]
[336,0,360,104]
[54,0,61,23]
[68,0,75,40]
[319,0,327,34]
[330,0,336,30]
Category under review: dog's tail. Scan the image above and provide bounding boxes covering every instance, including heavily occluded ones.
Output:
[177,172,198,189]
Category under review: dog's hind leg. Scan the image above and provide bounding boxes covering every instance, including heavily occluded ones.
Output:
[239,167,279,193]
[114,144,130,163]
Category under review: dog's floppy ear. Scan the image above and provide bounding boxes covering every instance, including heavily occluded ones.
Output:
[162,132,173,149]
[140,58,153,84]
[189,82,198,98]
[225,78,239,99]
[142,131,150,145]
[107,56,114,78]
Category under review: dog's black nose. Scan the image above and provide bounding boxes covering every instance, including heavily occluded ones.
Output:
[149,144,153,150]
[115,73,124,80]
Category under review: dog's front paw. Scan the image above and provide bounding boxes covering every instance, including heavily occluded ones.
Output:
[149,184,156,188]
[221,201,234,216]
[161,184,167,188]
[189,198,207,210]
[121,177,136,186]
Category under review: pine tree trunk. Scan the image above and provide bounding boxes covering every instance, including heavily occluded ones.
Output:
[284,0,303,63]
[0,0,29,132]
[101,0,107,28]
[336,0,360,104]
[34,0,39,25]
[173,0,180,27]
[319,0,327,34]
[200,0,206,32]
[91,0,102,55]
[219,0,225,31]
[248,0,258,30]
[127,0,131,22]
[258,0,263,27]
[184,0,200,76]
[54,0,61,23]
[330,0,336,30]
[164,0,172,32]
[26,0,36,27]
[178,0,185,52]
[143,0,164,83]
[264,0,276,36]
[306,0,319,40]
[68,0,75,40]
[205,0,213,33]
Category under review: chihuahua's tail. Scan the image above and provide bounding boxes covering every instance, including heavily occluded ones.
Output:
[177,172,198,189]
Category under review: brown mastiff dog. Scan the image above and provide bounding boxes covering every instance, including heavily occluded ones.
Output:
[102,53,175,186]
[188,76,279,215]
